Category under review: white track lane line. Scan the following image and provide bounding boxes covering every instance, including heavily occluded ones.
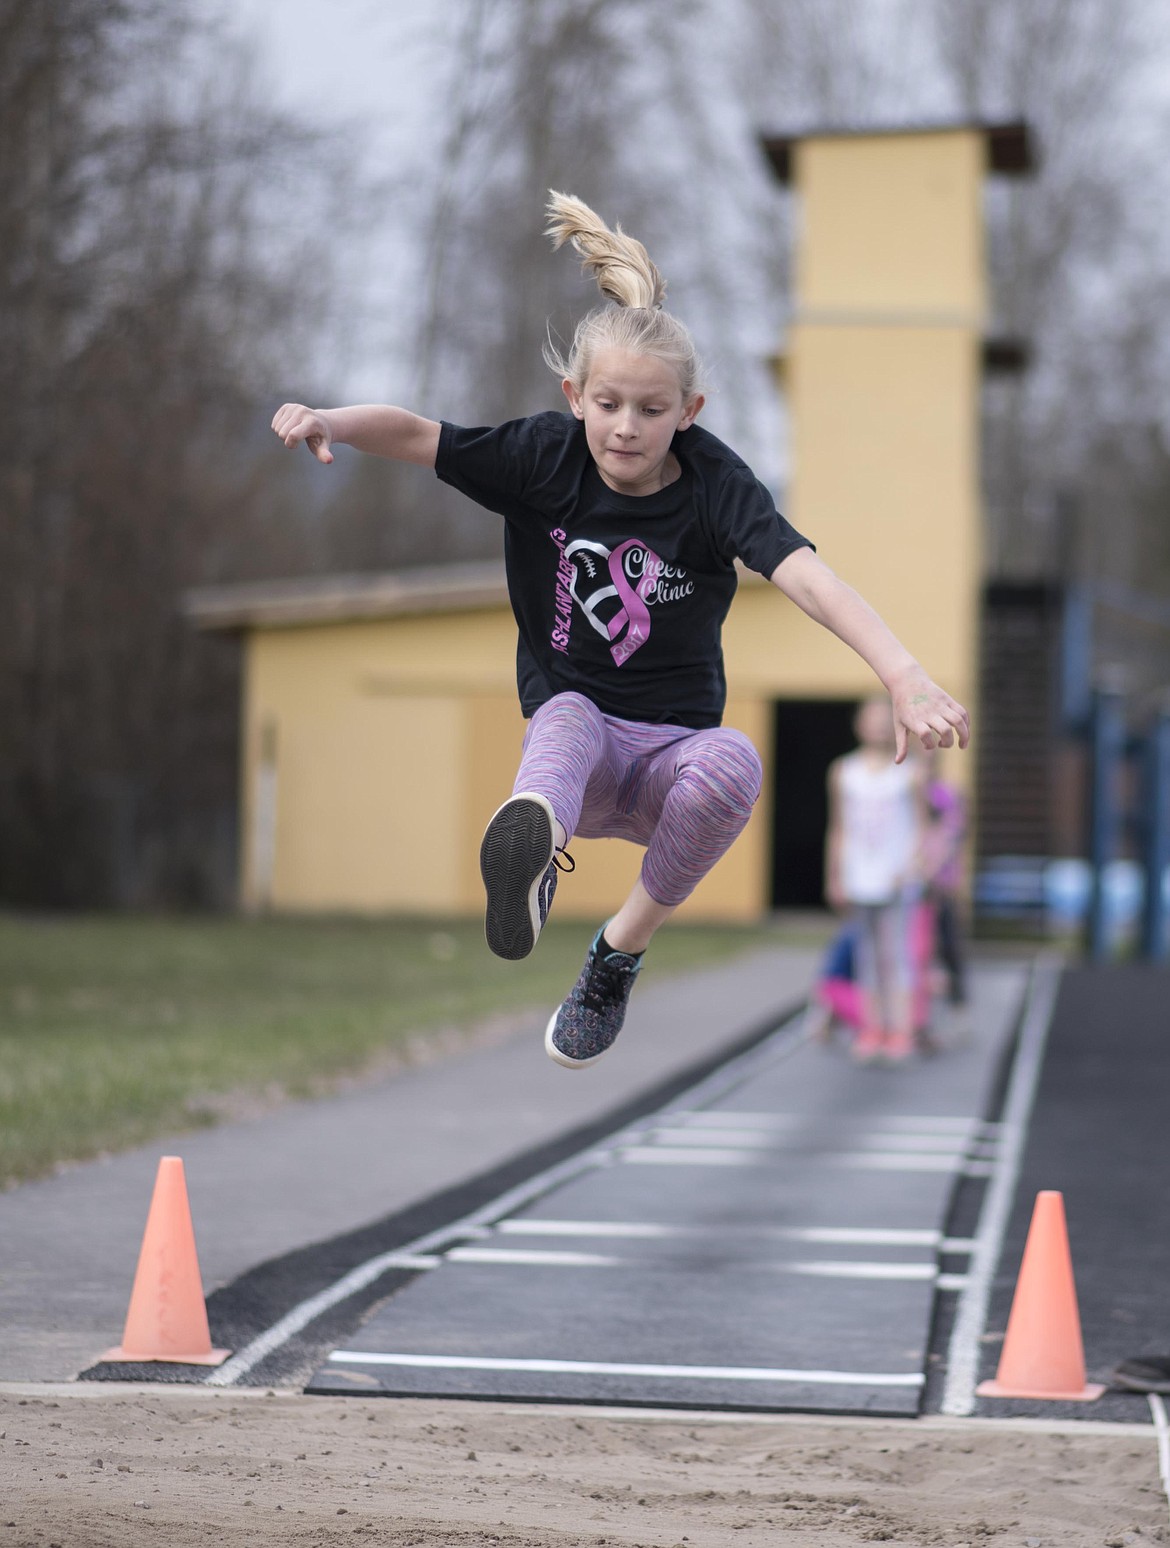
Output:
[1149,1395,1170,1528]
[784,1260,936,1281]
[647,1127,979,1153]
[495,1220,943,1247]
[680,1112,978,1132]
[206,1005,811,1387]
[325,1350,924,1387]
[940,955,1063,1416]
[935,1274,970,1292]
[445,1245,937,1280]
[620,1147,965,1171]
[446,1246,622,1267]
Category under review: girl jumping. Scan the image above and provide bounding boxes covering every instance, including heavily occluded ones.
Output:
[272,192,969,1071]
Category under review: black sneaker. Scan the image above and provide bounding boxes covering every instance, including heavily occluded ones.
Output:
[545,928,643,1068]
[480,794,572,961]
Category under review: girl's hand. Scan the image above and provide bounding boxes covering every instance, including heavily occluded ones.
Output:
[889,665,970,764]
[272,403,334,465]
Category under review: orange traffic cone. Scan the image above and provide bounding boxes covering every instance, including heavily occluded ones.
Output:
[977,1190,1104,1401]
[103,1156,230,1366]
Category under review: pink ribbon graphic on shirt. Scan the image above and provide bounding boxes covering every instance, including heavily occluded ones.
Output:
[606,540,661,666]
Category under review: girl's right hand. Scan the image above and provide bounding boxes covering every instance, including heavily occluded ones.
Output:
[272,403,334,465]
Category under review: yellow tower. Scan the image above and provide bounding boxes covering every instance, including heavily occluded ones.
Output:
[761,122,1029,716]
[748,121,1030,903]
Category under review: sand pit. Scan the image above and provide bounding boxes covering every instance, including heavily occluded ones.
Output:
[2,1384,1165,1547]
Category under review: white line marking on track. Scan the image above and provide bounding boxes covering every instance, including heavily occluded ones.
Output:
[621,1147,964,1171]
[941,955,1063,1416]
[649,1127,794,1149]
[865,1134,984,1153]
[680,1112,976,1133]
[783,1260,936,1281]
[325,1351,925,1387]
[495,1220,942,1247]
[447,1246,621,1267]
[648,1127,979,1154]
[498,1218,681,1239]
[749,1225,941,1247]
[445,1244,936,1280]
[838,1153,965,1171]
[1148,1395,1170,1529]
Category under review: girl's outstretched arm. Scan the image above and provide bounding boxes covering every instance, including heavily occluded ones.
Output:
[770,546,970,764]
[272,403,441,468]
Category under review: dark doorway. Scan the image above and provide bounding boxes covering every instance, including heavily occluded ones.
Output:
[770,699,858,908]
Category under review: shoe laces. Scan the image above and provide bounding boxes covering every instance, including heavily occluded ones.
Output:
[553,846,575,874]
[583,943,638,1010]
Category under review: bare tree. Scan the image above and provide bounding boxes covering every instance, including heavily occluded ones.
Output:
[928,0,1170,582]
[0,0,356,904]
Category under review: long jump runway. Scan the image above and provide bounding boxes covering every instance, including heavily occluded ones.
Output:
[305,966,1024,1416]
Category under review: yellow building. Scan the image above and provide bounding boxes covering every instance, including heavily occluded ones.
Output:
[189,121,1031,920]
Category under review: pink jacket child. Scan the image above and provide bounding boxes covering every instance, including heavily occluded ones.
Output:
[813,908,934,1038]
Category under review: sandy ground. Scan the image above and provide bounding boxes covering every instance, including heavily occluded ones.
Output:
[1,1386,1165,1548]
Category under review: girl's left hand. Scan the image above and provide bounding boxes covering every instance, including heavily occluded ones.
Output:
[889,666,970,764]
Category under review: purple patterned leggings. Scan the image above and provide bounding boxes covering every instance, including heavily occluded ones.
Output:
[513,692,763,907]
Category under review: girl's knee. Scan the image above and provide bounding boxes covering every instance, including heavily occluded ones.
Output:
[696,729,763,810]
[672,730,762,825]
[720,730,764,801]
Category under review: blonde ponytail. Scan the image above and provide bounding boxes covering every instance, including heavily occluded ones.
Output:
[543,191,705,401]
[544,191,667,310]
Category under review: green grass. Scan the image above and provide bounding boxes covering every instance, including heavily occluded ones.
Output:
[0,911,791,1189]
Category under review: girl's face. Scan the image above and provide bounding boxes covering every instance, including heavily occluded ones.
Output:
[562,346,704,497]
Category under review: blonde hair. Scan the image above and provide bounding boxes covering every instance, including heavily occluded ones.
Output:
[542,191,705,401]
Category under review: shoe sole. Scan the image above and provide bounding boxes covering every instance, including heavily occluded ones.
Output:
[480,794,556,961]
[544,1008,608,1069]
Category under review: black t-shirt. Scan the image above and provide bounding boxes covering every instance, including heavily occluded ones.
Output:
[435,411,812,729]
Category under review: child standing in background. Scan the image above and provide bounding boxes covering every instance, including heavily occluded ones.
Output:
[924,774,969,1017]
[825,697,928,1062]
[274,193,967,1072]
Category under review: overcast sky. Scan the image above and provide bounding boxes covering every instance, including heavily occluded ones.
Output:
[221,0,438,146]
[214,0,454,403]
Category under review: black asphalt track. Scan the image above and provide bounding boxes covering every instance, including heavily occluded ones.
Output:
[308,970,1022,1415]
[971,963,1170,1424]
